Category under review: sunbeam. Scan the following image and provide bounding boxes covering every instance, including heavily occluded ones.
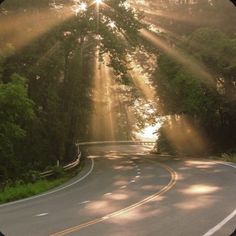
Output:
[160,115,208,154]
[140,29,215,86]
[90,49,117,140]
[0,7,72,54]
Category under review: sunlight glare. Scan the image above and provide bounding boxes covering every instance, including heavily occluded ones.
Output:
[80,2,88,11]
[95,0,103,5]
[135,123,161,141]
[73,2,87,15]
[108,21,116,30]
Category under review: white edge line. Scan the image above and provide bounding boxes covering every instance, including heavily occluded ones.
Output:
[36,213,49,217]
[202,161,236,236]
[0,158,94,208]
[214,161,236,169]
[202,210,236,236]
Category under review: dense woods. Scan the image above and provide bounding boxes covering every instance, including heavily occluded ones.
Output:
[0,0,236,183]
[146,0,236,154]
[0,0,143,182]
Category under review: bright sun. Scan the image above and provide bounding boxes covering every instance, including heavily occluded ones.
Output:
[95,0,103,5]
[80,2,87,11]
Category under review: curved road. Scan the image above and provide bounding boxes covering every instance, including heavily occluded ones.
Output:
[0,145,235,236]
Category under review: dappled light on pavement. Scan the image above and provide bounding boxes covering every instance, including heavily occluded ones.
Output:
[174,195,217,210]
[185,160,218,169]
[86,200,114,213]
[105,193,129,201]
[181,184,220,195]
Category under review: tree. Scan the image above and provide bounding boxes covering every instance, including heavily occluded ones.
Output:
[1,0,144,175]
[0,74,35,181]
[153,26,236,154]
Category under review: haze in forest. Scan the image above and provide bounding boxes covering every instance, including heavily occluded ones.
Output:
[0,0,235,183]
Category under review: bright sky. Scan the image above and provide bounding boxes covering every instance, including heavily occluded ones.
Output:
[135,122,161,141]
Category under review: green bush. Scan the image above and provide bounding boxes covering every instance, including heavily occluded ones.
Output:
[51,166,65,178]
[22,170,41,183]
[0,177,68,204]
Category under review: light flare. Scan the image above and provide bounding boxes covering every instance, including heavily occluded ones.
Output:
[73,2,88,15]
[95,0,103,5]
[80,2,88,11]
[108,21,116,30]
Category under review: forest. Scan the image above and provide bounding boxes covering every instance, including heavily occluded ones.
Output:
[0,0,235,183]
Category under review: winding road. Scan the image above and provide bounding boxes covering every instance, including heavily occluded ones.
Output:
[0,144,235,236]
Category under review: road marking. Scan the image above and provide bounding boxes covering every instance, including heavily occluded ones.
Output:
[202,210,236,236]
[0,158,94,208]
[36,213,49,217]
[214,161,236,169]
[104,193,112,196]
[120,185,127,189]
[49,163,177,236]
[79,201,90,205]
[202,161,236,236]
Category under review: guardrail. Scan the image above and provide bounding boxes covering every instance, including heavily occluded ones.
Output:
[40,152,82,178]
[77,140,156,154]
[78,140,156,147]
[40,141,155,178]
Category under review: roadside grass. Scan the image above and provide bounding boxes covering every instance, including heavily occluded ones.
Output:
[209,153,236,163]
[0,157,85,204]
[0,177,69,204]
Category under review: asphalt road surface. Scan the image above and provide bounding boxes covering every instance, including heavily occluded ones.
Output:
[0,145,235,236]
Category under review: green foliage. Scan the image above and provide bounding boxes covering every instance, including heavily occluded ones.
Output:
[0,74,35,181]
[0,0,143,183]
[0,74,34,123]
[156,125,176,155]
[21,170,41,183]
[0,55,4,81]
[219,153,236,163]
[0,177,68,204]
[187,28,236,77]
[154,27,236,154]
[51,166,66,178]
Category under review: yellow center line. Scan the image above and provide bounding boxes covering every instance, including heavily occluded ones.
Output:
[49,162,178,236]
